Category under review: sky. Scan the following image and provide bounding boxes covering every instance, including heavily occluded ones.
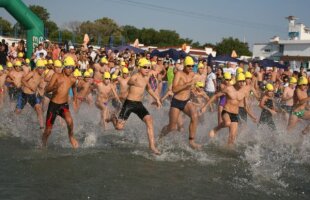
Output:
[1,0,310,49]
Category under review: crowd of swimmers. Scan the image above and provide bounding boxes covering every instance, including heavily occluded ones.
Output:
[0,39,309,155]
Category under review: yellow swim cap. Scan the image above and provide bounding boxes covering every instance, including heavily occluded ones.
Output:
[195,81,205,88]
[7,62,13,68]
[54,60,62,68]
[44,69,49,76]
[298,76,308,85]
[120,61,126,66]
[0,65,3,71]
[73,69,82,77]
[265,83,274,91]
[151,61,157,66]
[14,60,22,67]
[25,58,30,64]
[100,57,108,64]
[17,52,24,58]
[223,72,232,80]
[43,59,48,65]
[111,74,118,80]
[83,71,91,77]
[87,68,94,74]
[245,71,252,79]
[48,59,53,65]
[289,77,297,84]
[138,58,151,67]
[236,67,244,74]
[103,72,111,79]
[122,67,129,74]
[197,62,204,69]
[236,73,245,81]
[36,60,45,67]
[184,56,194,66]
[64,56,75,67]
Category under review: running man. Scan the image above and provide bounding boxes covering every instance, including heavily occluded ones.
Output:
[16,60,46,129]
[287,76,310,134]
[42,57,79,148]
[160,56,201,149]
[109,58,162,155]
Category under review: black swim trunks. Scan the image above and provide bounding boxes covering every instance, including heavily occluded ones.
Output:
[222,110,239,123]
[46,101,70,127]
[118,99,150,120]
[171,97,190,111]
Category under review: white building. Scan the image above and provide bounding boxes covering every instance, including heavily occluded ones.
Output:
[253,16,310,71]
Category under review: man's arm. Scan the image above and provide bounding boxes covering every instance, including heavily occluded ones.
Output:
[45,73,58,93]
[21,71,34,91]
[172,72,192,93]
[146,83,162,108]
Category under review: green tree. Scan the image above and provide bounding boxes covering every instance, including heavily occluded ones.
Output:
[0,17,12,35]
[29,4,58,37]
[29,5,49,22]
[216,37,252,56]
[122,25,140,43]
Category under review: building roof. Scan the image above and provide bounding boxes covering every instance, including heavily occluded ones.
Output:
[279,40,310,44]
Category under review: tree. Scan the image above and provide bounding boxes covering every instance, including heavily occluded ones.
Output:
[0,17,12,35]
[29,5,50,22]
[216,37,252,56]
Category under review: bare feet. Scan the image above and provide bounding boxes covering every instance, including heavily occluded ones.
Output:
[69,137,79,149]
[150,146,161,155]
[209,129,216,138]
[189,140,202,150]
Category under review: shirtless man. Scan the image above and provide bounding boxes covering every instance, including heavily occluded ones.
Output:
[0,65,7,108]
[117,67,130,102]
[287,76,310,134]
[42,57,79,148]
[256,66,265,91]
[7,61,24,102]
[281,77,296,121]
[16,60,46,128]
[72,71,92,113]
[93,57,109,84]
[160,56,201,149]
[22,58,31,75]
[201,72,246,145]
[109,58,162,154]
[95,72,121,130]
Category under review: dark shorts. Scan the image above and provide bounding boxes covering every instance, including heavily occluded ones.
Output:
[238,107,247,122]
[118,99,149,121]
[46,101,70,127]
[16,92,41,110]
[8,87,22,101]
[281,105,293,114]
[222,110,239,123]
[171,97,190,111]
[206,91,215,98]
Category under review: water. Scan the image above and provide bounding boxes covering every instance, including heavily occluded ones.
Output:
[0,104,309,200]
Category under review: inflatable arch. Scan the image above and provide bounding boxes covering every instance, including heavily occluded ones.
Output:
[0,0,44,58]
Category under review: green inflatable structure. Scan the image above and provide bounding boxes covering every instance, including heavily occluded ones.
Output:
[0,0,44,58]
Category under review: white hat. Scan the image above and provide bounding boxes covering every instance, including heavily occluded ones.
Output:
[69,46,74,50]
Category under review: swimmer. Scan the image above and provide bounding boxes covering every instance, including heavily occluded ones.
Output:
[109,58,162,155]
[42,57,79,149]
[16,60,46,129]
[287,77,310,134]
[160,56,201,149]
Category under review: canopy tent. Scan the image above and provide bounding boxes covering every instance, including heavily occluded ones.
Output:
[212,55,240,63]
[105,45,145,54]
[258,59,287,69]
[151,48,188,61]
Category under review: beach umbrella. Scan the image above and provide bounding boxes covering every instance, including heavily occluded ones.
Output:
[258,59,287,69]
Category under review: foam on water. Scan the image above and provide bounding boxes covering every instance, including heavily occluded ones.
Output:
[0,101,309,198]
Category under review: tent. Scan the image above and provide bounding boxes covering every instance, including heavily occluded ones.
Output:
[258,59,287,69]
[212,55,240,63]
[150,48,189,61]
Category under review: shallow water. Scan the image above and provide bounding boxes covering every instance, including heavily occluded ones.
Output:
[0,103,309,200]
